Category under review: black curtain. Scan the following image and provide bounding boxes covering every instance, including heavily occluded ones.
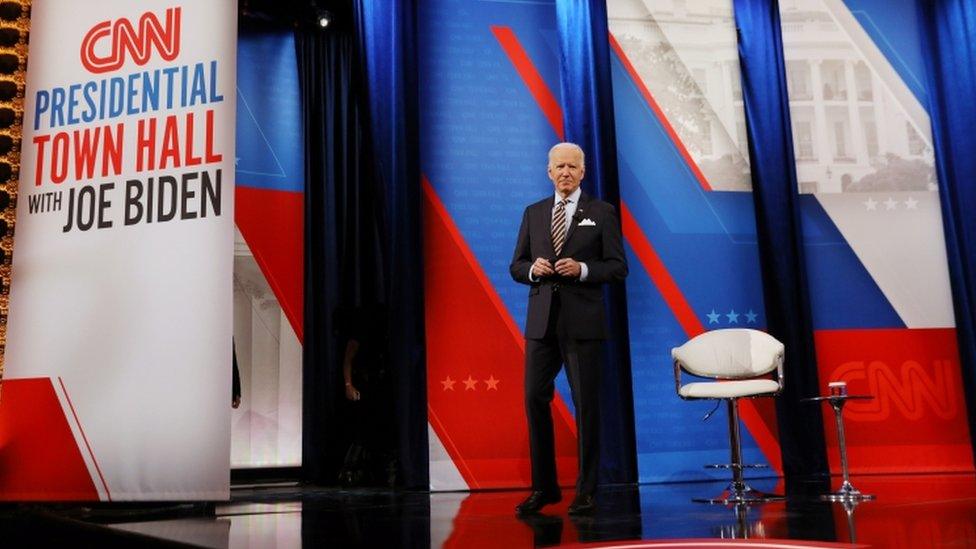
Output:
[297,21,386,484]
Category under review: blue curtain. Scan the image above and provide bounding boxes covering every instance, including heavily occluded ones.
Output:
[555,0,637,485]
[354,0,430,488]
[732,0,828,477]
[920,0,976,459]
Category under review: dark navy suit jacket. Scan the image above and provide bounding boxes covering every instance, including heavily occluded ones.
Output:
[509,192,628,340]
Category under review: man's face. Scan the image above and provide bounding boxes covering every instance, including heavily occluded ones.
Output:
[548,147,585,197]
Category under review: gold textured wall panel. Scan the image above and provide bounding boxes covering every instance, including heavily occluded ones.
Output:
[0,0,31,394]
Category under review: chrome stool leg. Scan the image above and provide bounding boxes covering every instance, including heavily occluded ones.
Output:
[694,399,784,505]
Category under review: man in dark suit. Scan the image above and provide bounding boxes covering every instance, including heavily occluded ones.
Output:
[509,142,628,516]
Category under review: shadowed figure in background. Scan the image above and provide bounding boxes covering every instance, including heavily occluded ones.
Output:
[232,340,241,409]
[336,305,397,487]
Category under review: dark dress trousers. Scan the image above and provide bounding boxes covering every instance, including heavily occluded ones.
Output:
[509,192,628,496]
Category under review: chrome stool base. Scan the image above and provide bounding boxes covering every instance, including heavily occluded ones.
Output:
[693,482,785,505]
[821,481,875,502]
[704,463,770,470]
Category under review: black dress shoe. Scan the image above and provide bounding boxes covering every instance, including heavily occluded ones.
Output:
[515,490,562,515]
[567,494,596,515]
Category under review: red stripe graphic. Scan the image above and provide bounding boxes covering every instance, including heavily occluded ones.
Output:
[424,177,525,349]
[490,25,781,472]
[0,378,99,500]
[424,176,578,489]
[491,25,565,141]
[58,377,112,501]
[236,186,305,342]
[608,32,712,192]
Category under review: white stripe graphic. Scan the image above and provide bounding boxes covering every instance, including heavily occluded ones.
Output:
[428,423,469,491]
[52,377,110,501]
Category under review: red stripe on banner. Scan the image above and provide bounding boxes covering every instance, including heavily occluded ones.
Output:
[621,202,782,473]
[0,378,99,500]
[423,177,524,349]
[422,177,577,436]
[235,186,305,342]
[814,328,974,473]
[424,176,578,489]
[58,377,111,501]
[608,33,712,192]
[491,25,565,141]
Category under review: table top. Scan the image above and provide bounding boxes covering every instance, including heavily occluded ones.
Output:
[800,394,874,403]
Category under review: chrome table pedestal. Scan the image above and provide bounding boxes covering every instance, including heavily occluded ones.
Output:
[802,394,876,502]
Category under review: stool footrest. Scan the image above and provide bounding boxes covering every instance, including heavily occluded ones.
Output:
[694,482,785,505]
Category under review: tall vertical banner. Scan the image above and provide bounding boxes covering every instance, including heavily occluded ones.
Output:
[0,0,237,500]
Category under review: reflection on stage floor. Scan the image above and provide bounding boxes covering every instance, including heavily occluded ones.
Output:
[3,473,974,548]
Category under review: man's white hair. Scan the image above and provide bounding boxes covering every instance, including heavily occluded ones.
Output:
[548,142,585,167]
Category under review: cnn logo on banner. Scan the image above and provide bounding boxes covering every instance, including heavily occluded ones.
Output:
[80,7,181,74]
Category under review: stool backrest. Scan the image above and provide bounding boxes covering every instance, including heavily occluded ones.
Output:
[672,329,784,380]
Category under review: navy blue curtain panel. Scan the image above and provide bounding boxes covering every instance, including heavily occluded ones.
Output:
[555,0,637,485]
[920,0,976,461]
[354,0,430,489]
[297,19,387,484]
[732,0,828,477]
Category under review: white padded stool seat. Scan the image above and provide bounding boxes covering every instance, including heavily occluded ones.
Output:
[678,379,781,399]
[671,328,786,505]
[672,328,784,380]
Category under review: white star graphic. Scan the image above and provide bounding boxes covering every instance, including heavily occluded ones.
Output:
[863,198,878,211]
[485,375,500,391]
[884,197,898,210]
[904,197,918,210]
[441,376,456,391]
[463,375,478,391]
[706,309,721,324]
[745,310,758,323]
[726,309,739,324]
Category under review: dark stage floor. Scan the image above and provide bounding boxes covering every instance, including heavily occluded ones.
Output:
[3,473,975,547]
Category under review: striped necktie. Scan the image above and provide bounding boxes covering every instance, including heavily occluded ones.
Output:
[551,198,569,256]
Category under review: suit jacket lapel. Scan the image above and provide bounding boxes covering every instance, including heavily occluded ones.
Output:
[535,198,557,259]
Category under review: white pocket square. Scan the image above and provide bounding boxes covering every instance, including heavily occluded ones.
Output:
[578,218,596,226]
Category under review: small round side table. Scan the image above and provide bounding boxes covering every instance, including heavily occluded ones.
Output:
[801,394,876,501]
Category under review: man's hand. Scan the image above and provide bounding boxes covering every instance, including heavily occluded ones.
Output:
[554,258,581,278]
[345,383,361,401]
[531,257,554,278]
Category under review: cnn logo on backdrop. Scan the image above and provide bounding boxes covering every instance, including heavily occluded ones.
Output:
[80,7,182,74]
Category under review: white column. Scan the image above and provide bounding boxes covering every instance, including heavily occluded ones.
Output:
[871,71,887,157]
[810,60,830,163]
[845,60,869,166]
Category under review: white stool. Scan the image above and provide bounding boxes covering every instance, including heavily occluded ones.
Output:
[673,328,786,504]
